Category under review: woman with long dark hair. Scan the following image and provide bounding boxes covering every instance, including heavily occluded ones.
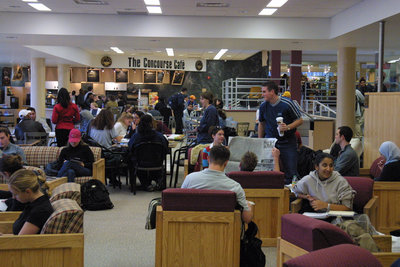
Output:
[51,88,80,147]
[89,109,121,149]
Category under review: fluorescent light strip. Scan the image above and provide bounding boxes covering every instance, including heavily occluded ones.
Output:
[28,3,51,11]
[214,49,228,60]
[144,0,160,5]
[146,6,162,14]
[267,0,288,8]
[166,48,174,57]
[22,0,38,2]
[110,47,124,54]
[258,8,277,15]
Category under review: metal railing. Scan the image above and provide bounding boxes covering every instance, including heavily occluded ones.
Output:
[302,100,336,118]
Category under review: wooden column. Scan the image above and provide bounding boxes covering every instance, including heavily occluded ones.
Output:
[31,58,46,118]
[337,47,356,131]
[58,64,70,90]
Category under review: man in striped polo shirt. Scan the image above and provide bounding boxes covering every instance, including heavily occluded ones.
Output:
[258,81,303,184]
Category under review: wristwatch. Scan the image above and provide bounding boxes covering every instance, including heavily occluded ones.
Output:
[287,126,291,131]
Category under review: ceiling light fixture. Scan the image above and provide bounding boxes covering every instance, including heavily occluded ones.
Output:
[144,0,160,5]
[166,48,174,56]
[110,47,124,54]
[214,49,228,60]
[146,6,162,14]
[28,3,51,11]
[267,0,288,8]
[258,8,277,15]
[22,0,38,2]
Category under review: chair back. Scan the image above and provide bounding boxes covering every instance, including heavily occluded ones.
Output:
[283,244,382,267]
[344,176,374,214]
[370,156,385,179]
[162,188,236,212]
[281,214,354,252]
[236,122,250,137]
[24,132,48,146]
[227,171,284,189]
[134,141,166,168]
[41,198,84,234]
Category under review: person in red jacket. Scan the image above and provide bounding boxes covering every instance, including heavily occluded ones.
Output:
[52,88,80,147]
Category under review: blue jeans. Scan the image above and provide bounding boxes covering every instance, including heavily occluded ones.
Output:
[275,136,299,184]
[57,161,92,182]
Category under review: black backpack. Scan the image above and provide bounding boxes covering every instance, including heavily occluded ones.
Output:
[81,179,114,211]
[240,221,266,267]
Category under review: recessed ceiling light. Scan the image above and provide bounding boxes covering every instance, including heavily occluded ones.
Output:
[226,55,232,58]
[258,8,277,15]
[156,50,162,53]
[22,0,38,2]
[110,47,124,54]
[267,0,288,8]
[144,0,160,5]
[208,51,214,53]
[146,6,162,14]
[166,48,174,57]
[104,49,110,52]
[179,54,184,56]
[214,49,228,60]
[28,3,51,11]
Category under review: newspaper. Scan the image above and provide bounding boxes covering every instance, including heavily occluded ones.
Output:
[225,136,277,173]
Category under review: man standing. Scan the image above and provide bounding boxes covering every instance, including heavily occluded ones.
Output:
[169,88,187,134]
[0,127,27,163]
[14,109,46,141]
[258,82,303,184]
[197,91,219,144]
[182,145,253,223]
[334,126,359,176]
[27,107,51,133]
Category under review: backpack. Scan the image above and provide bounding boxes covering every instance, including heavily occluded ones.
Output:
[145,197,162,230]
[240,221,266,267]
[81,179,114,211]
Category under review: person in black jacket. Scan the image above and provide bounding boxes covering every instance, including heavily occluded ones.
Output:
[375,141,400,181]
[14,109,45,141]
[56,129,94,182]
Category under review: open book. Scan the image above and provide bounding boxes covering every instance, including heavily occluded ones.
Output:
[303,211,355,219]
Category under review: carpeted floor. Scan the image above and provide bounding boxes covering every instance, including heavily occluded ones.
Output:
[84,170,277,267]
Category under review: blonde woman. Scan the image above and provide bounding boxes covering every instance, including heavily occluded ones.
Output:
[114,112,134,138]
[8,169,53,235]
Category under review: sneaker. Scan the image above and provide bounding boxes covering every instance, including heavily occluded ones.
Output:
[145,185,155,192]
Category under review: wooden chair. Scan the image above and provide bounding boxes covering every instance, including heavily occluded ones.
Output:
[0,198,84,267]
[227,171,289,247]
[24,132,48,146]
[155,188,241,267]
[277,213,400,267]
[373,182,400,234]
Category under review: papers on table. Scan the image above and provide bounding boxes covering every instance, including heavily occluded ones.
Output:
[165,134,185,141]
[302,211,355,219]
[0,200,8,212]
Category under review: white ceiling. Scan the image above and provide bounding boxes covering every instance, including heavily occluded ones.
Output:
[0,0,399,66]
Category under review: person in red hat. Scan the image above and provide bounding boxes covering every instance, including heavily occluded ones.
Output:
[55,129,94,182]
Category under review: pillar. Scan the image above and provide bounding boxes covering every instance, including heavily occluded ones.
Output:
[31,58,46,119]
[58,64,70,90]
[271,50,281,84]
[337,47,356,130]
[290,50,302,103]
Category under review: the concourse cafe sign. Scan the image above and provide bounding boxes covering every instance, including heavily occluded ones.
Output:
[99,55,206,72]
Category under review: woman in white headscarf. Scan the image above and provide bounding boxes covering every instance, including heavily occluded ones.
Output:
[375,141,400,181]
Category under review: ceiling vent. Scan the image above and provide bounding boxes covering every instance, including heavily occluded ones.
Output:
[196,2,230,8]
[117,11,147,15]
[73,0,109,5]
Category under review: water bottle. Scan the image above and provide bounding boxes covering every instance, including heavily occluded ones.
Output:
[291,175,298,187]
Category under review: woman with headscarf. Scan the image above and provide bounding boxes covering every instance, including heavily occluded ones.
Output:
[375,141,400,181]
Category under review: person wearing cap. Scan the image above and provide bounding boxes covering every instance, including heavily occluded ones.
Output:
[187,95,197,107]
[14,109,45,142]
[55,129,94,182]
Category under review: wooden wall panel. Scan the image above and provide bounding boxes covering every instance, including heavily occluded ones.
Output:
[374,182,400,234]
[45,67,58,81]
[364,92,400,167]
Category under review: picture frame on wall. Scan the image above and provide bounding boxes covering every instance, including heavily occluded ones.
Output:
[172,71,185,85]
[12,65,23,81]
[115,69,128,83]
[143,70,157,84]
[156,70,165,84]
[87,69,100,83]
[2,67,11,86]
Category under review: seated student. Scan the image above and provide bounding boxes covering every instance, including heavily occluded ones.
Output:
[56,129,94,182]
[90,102,101,117]
[183,103,194,125]
[124,111,144,139]
[152,117,172,134]
[0,154,26,211]
[14,109,45,141]
[8,169,53,235]
[333,126,359,176]
[182,145,253,223]
[202,127,225,169]
[0,127,27,164]
[239,151,258,172]
[89,109,122,149]
[293,153,355,212]
[128,115,168,192]
[113,112,133,138]
[375,141,400,181]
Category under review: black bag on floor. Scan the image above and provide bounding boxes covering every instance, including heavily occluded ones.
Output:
[240,221,266,267]
[81,179,114,211]
[145,197,162,230]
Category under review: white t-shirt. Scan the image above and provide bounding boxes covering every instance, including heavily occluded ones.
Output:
[113,122,127,137]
